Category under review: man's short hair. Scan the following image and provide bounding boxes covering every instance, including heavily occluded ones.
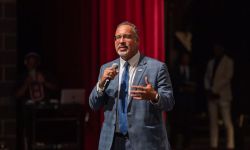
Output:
[117,21,139,40]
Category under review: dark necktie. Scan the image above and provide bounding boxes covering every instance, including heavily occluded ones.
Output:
[118,62,129,135]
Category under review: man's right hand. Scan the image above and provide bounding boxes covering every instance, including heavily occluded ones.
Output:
[99,66,118,89]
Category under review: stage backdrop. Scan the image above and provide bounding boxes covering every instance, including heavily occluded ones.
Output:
[42,0,166,149]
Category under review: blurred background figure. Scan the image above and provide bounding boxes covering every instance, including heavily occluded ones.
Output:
[169,51,196,150]
[15,52,59,102]
[204,44,234,150]
[15,52,60,150]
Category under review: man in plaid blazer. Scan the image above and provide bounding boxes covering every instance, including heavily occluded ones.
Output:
[89,21,174,150]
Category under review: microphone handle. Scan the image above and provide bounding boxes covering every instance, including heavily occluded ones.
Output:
[103,63,118,89]
[103,78,110,89]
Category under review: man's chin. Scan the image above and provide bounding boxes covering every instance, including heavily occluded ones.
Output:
[118,51,128,57]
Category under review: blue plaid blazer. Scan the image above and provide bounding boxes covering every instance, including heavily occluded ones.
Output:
[89,55,175,150]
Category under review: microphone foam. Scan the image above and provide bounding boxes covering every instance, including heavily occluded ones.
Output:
[112,63,119,69]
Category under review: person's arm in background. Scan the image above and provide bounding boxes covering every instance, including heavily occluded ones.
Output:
[15,75,32,98]
[204,61,212,92]
[38,71,60,91]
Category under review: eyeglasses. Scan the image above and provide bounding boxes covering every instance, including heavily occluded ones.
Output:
[114,34,135,41]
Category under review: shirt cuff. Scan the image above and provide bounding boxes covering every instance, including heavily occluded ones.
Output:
[96,81,104,95]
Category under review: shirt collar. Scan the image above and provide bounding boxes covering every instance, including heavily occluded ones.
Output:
[120,51,140,68]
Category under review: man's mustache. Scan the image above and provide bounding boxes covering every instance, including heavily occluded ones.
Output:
[118,45,128,49]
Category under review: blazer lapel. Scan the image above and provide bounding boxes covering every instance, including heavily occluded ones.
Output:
[128,55,147,105]
[112,59,120,110]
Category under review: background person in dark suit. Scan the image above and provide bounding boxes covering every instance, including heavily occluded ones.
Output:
[169,51,196,150]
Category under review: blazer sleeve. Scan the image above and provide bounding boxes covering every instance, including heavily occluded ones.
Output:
[153,63,175,111]
[89,65,107,111]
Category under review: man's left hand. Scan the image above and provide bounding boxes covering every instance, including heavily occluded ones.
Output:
[130,76,158,102]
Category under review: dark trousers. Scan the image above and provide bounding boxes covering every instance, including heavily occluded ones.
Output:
[111,133,132,150]
[169,110,192,149]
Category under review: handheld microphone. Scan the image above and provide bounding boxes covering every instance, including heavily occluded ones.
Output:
[103,63,119,89]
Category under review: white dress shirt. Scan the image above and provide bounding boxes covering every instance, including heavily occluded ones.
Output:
[118,51,140,99]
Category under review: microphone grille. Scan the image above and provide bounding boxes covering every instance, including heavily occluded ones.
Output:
[112,63,119,69]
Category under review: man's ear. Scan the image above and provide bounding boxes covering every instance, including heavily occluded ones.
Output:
[135,38,140,45]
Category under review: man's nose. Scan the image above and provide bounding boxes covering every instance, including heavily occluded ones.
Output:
[119,37,125,43]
